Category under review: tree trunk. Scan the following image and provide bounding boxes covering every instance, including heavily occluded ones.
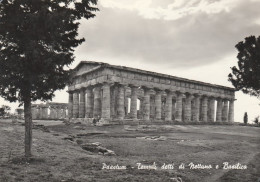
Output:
[24,94,32,158]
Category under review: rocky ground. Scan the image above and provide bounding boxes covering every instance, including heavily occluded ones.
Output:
[0,119,259,182]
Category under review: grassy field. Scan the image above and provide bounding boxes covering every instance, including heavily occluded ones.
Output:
[0,119,259,182]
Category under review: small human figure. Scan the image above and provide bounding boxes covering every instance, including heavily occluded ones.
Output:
[93,118,97,126]
[97,115,101,122]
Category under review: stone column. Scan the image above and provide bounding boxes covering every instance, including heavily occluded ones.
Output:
[222,99,229,122]
[130,85,138,120]
[155,90,162,120]
[184,93,193,122]
[68,92,73,119]
[63,107,68,118]
[79,89,85,118]
[143,88,152,121]
[125,97,129,116]
[73,91,79,118]
[32,106,37,119]
[56,106,61,119]
[43,106,48,119]
[102,83,111,119]
[54,107,58,119]
[49,106,55,119]
[117,84,125,120]
[61,106,66,119]
[208,97,215,122]
[192,95,201,122]
[176,92,185,122]
[37,106,42,119]
[165,91,173,121]
[216,98,223,122]
[85,87,93,118]
[228,99,234,122]
[172,99,176,120]
[110,85,117,118]
[201,96,208,122]
[93,86,101,118]
[139,98,144,119]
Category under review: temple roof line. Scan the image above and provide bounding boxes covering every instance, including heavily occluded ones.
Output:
[72,61,236,91]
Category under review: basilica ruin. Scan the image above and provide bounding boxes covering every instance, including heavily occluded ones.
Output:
[67,61,235,123]
[32,102,68,120]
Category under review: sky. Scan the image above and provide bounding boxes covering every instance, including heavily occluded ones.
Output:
[0,0,260,123]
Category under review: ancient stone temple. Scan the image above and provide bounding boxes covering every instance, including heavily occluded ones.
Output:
[68,61,235,123]
[32,102,68,120]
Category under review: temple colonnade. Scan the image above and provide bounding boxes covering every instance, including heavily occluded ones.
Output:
[68,84,234,122]
[32,103,68,120]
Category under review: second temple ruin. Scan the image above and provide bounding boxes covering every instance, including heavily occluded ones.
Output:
[32,102,68,120]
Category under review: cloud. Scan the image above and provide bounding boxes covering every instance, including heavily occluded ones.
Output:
[100,0,240,20]
[74,0,260,69]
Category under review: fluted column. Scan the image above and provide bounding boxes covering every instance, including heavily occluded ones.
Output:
[139,98,144,119]
[68,92,73,119]
[61,108,66,119]
[184,94,193,122]
[216,98,223,122]
[155,90,162,120]
[102,83,111,119]
[172,99,176,120]
[79,89,85,118]
[93,86,101,118]
[130,85,138,120]
[38,106,43,119]
[54,107,57,119]
[222,99,229,122]
[201,96,208,122]
[57,107,61,119]
[228,99,234,122]
[176,92,185,122]
[43,106,48,119]
[193,95,201,122]
[165,91,173,121]
[125,96,129,116]
[117,84,125,120]
[85,87,93,118]
[49,106,54,119]
[73,91,79,118]
[32,106,37,119]
[143,88,153,121]
[208,97,215,122]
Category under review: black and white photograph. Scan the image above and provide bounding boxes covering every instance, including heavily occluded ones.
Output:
[0,0,259,181]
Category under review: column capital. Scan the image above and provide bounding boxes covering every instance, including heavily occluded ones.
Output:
[102,82,112,89]
[154,87,163,93]
[93,85,102,91]
[207,95,216,100]
[73,89,80,93]
[201,94,209,98]
[194,93,202,98]
[185,92,195,99]
[85,87,93,94]
[85,85,94,89]
[129,84,140,88]
[115,82,128,87]
[176,91,185,98]
[216,97,223,101]
[165,89,177,97]
[142,86,154,92]
[223,98,229,102]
